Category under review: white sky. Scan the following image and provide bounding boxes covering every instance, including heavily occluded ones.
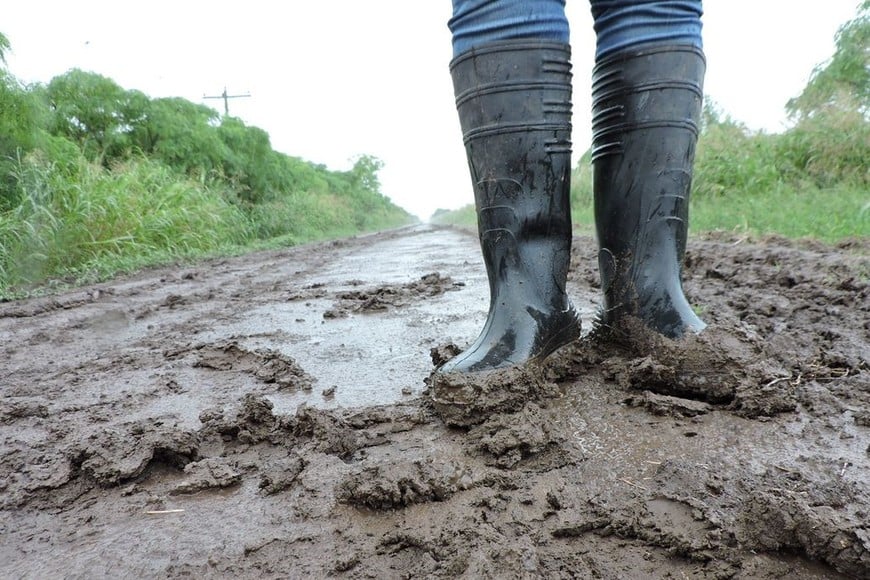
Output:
[3,1,862,220]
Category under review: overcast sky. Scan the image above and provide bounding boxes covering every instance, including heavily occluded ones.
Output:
[3,1,862,220]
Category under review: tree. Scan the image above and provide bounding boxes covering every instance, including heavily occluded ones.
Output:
[131,97,228,176]
[787,1,869,120]
[45,69,148,164]
[0,32,10,64]
[217,117,282,203]
[348,154,384,195]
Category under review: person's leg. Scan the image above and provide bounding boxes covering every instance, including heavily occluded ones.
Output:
[589,0,706,338]
[434,1,581,378]
[590,0,702,59]
[449,0,569,56]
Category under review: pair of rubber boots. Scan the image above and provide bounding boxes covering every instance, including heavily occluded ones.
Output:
[434,40,706,379]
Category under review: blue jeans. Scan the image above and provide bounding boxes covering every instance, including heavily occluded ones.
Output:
[449,0,703,58]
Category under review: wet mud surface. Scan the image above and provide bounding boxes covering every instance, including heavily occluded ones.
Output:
[1,224,868,578]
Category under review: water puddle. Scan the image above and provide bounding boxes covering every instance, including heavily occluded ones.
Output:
[201,225,598,411]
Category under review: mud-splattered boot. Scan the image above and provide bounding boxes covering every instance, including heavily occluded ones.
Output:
[591,44,707,341]
[430,40,582,426]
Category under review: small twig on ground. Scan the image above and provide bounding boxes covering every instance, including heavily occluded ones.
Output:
[773,464,799,474]
[145,509,185,515]
[763,376,792,389]
[618,478,648,491]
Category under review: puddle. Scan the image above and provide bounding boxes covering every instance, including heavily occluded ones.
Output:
[201,225,598,411]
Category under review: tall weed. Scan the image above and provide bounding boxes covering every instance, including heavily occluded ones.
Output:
[0,154,251,293]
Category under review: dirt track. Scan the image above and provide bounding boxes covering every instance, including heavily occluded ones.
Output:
[1,224,868,579]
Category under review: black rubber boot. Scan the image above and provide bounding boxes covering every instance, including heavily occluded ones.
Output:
[436,40,582,375]
[591,44,706,339]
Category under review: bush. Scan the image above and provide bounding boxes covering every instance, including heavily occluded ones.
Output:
[776,106,870,187]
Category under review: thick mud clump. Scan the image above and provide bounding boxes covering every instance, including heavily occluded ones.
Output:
[559,315,799,419]
[1,226,867,578]
[337,456,475,509]
[427,358,560,427]
[185,340,315,390]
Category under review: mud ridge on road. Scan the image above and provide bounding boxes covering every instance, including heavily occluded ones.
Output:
[1,225,867,578]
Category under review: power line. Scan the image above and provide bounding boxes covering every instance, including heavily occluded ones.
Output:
[203,86,251,115]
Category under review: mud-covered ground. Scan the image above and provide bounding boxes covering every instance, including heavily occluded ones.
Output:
[1,225,868,579]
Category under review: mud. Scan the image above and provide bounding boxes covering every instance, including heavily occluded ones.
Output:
[429,362,559,428]
[1,224,868,579]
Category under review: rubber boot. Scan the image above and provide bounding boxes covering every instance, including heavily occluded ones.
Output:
[435,40,582,376]
[591,44,706,339]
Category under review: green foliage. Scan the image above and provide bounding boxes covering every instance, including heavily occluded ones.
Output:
[132,97,229,176]
[692,111,783,198]
[217,117,285,203]
[247,155,413,242]
[689,181,867,242]
[787,0,869,120]
[0,32,9,64]
[568,149,595,229]
[248,194,353,243]
[45,69,149,164]
[0,34,413,297]
[682,2,869,241]
[0,72,48,209]
[429,204,477,228]
[0,154,252,292]
[597,93,867,242]
[338,155,411,229]
[436,4,870,242]
[347,154,383,195]
[776,106,870,187]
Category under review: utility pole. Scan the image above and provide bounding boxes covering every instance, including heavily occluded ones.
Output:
[203,86,251,115]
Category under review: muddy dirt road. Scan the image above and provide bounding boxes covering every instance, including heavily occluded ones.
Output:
[1,224,868,579]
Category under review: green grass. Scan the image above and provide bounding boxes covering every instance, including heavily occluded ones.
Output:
[3,101,866,300]
[0,156,250,296]
[0,154,414,299]
[432,108,869,245]
[690,182,868,242]
[430,205,477,228]
[428,181,868,244]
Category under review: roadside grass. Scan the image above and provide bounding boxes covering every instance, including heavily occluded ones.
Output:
[3,106,865,299]
[689,182,868,243]
[0,156,250,298]
[429,179,868,244]
[0,155,413,299]
[431,110,869,245]
[572,150,868,242]
[430,205,477,229]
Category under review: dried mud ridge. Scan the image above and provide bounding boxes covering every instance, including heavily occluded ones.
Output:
[1,228,868,579]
